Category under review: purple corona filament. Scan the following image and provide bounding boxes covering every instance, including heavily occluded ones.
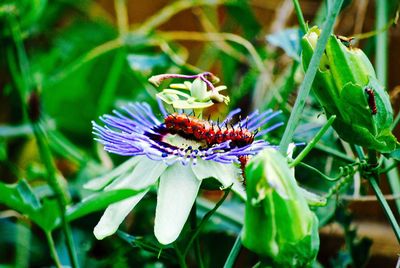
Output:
[93,103,283,166]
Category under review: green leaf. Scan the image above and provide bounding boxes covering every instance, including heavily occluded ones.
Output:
[16,179,41,210]
[66,188,144,222]
[0,180,60,231]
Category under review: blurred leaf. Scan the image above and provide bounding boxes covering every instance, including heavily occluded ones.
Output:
[66,189,145,222]
[0,179,60,231]
[17,179,41,209]
[267,28,302,61]
[0,0,47,36]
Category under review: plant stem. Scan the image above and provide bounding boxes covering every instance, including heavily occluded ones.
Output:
[379,161,400,174]
[32,124,80,268]
[289,115,336,167]
[375,0,388,85]
[184,189,231,256]
[136,0,228,33]
[223,233,242,268]
[297,162,340,182]
[15,221,30,268]
[392,111,400,131]
[45,231,62,268]
[292,0,308,33]
[174,244,188,268]
[8,13,79,268]
[367,150,400,243]
[375,0,400,215]
[114,0,129,35]
[279,0,344,154]
[354,145,366,160]
[189,204,204,268]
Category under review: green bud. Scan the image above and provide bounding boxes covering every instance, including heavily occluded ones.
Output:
[242,148,319,267]
[301,26,398,152]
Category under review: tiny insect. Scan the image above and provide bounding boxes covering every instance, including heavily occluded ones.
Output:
[336,35,355,48]
[365,88,377,115]
[164,113,255,148]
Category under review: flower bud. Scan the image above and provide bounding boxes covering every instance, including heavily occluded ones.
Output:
[301,26,398,152]
[242,148,319,266]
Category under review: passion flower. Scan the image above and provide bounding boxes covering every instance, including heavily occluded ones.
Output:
[86,102,283,245]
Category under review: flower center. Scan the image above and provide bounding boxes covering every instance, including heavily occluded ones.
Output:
[164,113,255,148]
[162,133,207,150]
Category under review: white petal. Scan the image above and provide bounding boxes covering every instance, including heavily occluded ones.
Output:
[93,190,148,239]
[191,160,239,188]
[106,157,167,190]
[154,164,201,245]
[232,181,246,201]
[93,157,166,240]
[84,157,140,190]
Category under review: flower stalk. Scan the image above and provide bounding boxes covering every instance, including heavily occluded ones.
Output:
[32,123,80,268]
[366,151,400,243]
[279,0,344,154]
[7,14,79,268]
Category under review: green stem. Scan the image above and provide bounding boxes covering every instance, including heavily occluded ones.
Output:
[183,188,231,256]
[375,0,400,215]
[174,244,188,268]
[279,0,344,154]
[137,0,228,33]
[223,233,242,268]
[32,124,79,268]
[8,13,79,268]
[369,177,400,242]
[292,0,308,33]
[189,204,204,268]
[15,221,30,268]
[45,231,62,268]
[289,115,336,167]
[114,0,129,35]
[379,161,399,174]
[375,0,388,86]
[297,162,340,181]
[392,111,400,131]
[367,150,400,243]
[354,145,366,160]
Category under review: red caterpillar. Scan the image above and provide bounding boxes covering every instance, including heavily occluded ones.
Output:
[365,88,377,115]
[164,113,255,147]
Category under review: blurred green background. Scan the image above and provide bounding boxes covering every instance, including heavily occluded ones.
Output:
[1,0,399,267]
